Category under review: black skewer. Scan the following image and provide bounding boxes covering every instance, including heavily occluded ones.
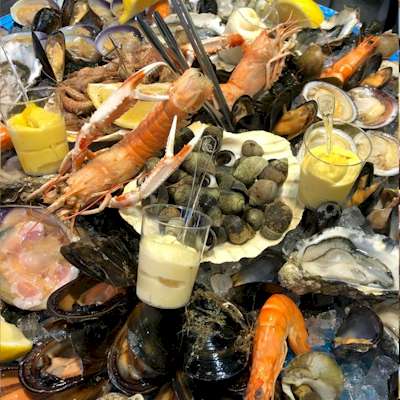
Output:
[170,0,233,131]
[154,11,189,71]
[137,13,180,73]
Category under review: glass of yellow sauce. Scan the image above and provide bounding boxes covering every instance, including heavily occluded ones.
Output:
[298,121,372,209]
[137,204,211,309]
[0,87,69,176]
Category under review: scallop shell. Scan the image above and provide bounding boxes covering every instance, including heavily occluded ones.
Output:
[119,122,304,264]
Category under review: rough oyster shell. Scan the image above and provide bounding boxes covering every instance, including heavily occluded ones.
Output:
[278,227,399,298]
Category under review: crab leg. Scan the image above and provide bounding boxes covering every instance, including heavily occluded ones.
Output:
[71,61,171,171]
[109,116,201,208]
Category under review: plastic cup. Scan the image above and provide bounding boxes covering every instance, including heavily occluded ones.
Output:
[136,204,211,309]
[0,87,69,176]
[298,121,372,209]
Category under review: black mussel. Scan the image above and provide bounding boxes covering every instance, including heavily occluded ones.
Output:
[60,235,137,288]
[360,67,393,89]
[316,202,342,231]
[32,31,57,82]
[20,309,127,394]
[233,156,268,186]
[272,101,318,140]
[47,274,130,321]
[348,162,383,215]
[294,44,326,78]
[183,152,215,175]
[215,150,236,167]
[45,31,65,83]
[183,290,250,381]
[107,303,181,395]
[231,96,255,127]
[175,128,194,153]
[241,140,264,157]
[345,53,383,90]
[232,249,283,287]
[223,215,255,245]
[244,208,265,231]
[32,7,62,33]
[60,0,75,25]
[248,179,278,207]
[261,200,293,240]
[197,0,217,14]
[258,159,288,185]
[334,306,383,356]
[219,190,245,215]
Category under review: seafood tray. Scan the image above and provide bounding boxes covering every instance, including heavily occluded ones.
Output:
[0,1,399,399]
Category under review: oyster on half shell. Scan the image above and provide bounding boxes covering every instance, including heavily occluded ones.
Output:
[278,227,398,298]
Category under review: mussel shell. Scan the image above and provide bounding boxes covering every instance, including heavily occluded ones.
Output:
[334,306,383,354]
[88,0,114,25]
[10,0,59,26]
[107,303,181,395]
[47,274,130,321]
[348,86,398,129]
[45,31,65,82]
[20,310,127,393]
[360,67,393,89]
[345,53,383,90]
[183,290,250,381]
[231,95,255,127]
[60,235,137,288]
[95,25,142,57]
[32,30,57,81]
[31,7,62,33]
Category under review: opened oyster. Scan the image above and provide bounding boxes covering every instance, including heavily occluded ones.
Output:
[278,227,398,298]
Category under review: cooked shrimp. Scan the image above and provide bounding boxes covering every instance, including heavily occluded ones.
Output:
[246,294,311,400]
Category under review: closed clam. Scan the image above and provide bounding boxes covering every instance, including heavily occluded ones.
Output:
[259,159,288,185]
[248,179,278,207]
[223,215,255,245]
[261,200,293,240]
[218,190,245,215]
[233,156,268,186]
[241,140,264,157]
[244,208,265,231]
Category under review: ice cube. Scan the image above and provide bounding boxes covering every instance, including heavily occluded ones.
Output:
[365,355,397,398]
[17,313,49,343]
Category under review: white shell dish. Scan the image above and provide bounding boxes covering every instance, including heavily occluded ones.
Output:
[119,122,304,264]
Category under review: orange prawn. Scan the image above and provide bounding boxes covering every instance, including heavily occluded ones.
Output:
[246,294,311,400]
[320,36,381,84]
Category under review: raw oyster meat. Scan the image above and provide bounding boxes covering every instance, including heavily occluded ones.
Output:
[278,227,398,298]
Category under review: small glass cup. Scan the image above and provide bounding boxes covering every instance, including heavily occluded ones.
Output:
[137,204,211,309]
[0,87,69,176]
[298,121,372,210]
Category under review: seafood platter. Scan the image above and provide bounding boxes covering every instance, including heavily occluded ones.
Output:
[0,0,399,399]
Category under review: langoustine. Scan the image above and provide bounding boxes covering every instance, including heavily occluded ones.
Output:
[28,66,213,218]
[246,294,311,400]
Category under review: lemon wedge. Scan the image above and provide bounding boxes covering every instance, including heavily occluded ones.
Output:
[87,82,170,130]
[0,317,33,363]
[119,0,160,23]
[276,0,324,28]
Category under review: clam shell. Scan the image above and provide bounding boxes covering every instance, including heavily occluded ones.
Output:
[302,81,357,123]
[348,86,398,129]
[65,35,100,62]
[10,0,59,26]
[354,131,399,176]
[120,122,304,264]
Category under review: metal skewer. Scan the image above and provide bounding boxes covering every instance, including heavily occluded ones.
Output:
[170,0,233,131]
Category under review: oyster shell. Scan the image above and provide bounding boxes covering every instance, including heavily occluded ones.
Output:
[278,227,399,298]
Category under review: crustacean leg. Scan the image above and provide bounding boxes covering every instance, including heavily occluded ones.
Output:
[109,115,203,208]
[71,61,171,171]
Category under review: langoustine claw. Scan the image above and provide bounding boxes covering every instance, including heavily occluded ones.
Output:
[246,294,311,400]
